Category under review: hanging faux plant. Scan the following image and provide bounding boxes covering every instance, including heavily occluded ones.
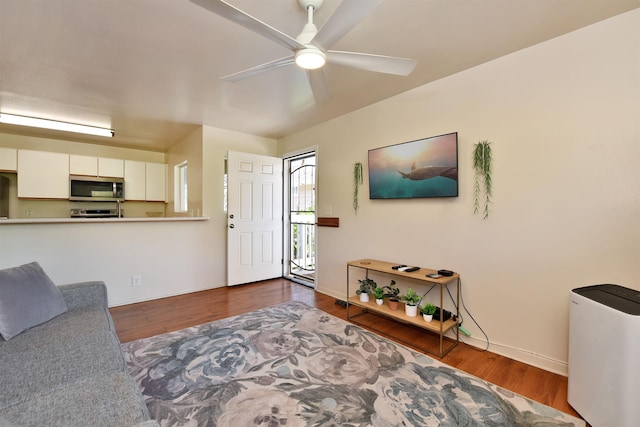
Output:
[353,162,363,214]
[473,140,493,219]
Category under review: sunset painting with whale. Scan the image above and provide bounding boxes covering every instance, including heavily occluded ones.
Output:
[368,132,458,199]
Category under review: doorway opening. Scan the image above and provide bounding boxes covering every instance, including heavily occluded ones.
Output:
[284,152,316,287]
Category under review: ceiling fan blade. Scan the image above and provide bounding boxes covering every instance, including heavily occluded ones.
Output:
[221,56,295,82]
[306,69,332,103]
[326,50,417,76]
[313,0,382,49]
[189,0,303,51]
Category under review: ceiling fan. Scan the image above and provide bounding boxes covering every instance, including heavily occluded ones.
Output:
[189,0,418,102]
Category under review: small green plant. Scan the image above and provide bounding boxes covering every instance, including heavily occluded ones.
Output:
[400,287,421,306]
[383,280,400,301]
[356,278,377,295]
[353,162,363,214]
[420,303,437,315]
[473,140,493,219]
[373,287,385,300]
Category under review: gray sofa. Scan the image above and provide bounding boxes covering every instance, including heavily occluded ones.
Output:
[0,279,158,427]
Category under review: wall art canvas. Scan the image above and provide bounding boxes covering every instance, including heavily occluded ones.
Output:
[368,132,458,199]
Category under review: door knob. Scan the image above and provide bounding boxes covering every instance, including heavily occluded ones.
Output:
[229,214,234,219]
[229,224,235,228]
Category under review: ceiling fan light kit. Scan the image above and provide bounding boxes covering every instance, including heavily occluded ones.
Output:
[190,0,416,103]
[295,47,326,69]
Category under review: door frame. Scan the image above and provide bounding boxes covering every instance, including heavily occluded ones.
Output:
[283,147,317,287]
[226,150,283,286]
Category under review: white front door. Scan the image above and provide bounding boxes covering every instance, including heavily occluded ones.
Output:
[227,151,283,286]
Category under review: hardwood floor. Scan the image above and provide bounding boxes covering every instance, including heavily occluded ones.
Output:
[110,278,584,422]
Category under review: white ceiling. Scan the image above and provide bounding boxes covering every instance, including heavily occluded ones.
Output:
[1,0,638,152]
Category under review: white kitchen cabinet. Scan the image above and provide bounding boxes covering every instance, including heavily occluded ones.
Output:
[145,162,167,202]
[98,157,124,177]
[69,155,123,178]
[124,160,146,200]
[124,161,167,202]
[69,154,97,176]
[18,150,69,199]
[0,147,17,171]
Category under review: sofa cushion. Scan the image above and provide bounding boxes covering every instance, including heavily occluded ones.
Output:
[0,415,22,427]
[0,329,125,409]
[0,262,68,340]
[0,304,116,353]
[59,281,108,310]
[0,371,152,427]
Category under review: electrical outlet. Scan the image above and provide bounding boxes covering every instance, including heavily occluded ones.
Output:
[131,275,142,287]
[24,209,33,217]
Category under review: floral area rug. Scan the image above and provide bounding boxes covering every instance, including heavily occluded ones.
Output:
[122,301,584,427]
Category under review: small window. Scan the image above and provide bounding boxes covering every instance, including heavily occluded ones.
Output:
[174,161,188,213]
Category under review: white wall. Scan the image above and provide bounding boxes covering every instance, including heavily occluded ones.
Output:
[0,220,216,306]
[279,10,640,374]
[166,127,204,217]
[0,133,166,161]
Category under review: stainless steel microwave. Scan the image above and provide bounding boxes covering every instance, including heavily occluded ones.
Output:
[69,175,124,201]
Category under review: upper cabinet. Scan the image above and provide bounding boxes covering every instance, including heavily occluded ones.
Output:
[0,147,17,171]
[69,155,124,178]
[98,157,124,178]
[145,162,167,202]
[124,160,146,201]
[124,160,167,202]
[69,154,97,176]
[18,150,69,199]
[12,149,165,202]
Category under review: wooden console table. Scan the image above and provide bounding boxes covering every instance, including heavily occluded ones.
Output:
[347,259,460,357]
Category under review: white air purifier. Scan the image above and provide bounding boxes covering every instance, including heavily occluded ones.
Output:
[569,284,640,427]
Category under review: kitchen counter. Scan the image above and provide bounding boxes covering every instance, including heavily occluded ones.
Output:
[0,216,209,224]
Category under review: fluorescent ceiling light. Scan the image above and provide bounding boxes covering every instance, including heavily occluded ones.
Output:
[0,113,114,138]
[295,47,326,70]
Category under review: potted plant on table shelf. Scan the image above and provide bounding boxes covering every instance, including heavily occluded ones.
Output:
[383,280,400,311]
[373,286,385,305]
[420,303,437,322]
[400,287,422,317]
[356,278,377,303]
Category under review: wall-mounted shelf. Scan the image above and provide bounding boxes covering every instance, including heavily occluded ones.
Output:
[316,217,339,227]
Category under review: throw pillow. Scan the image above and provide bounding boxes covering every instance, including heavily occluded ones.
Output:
[0,262,68,340]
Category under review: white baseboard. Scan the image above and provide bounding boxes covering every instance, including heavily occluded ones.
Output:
[447,333,568,376]
[108,283,225,307]
[314,287,346,302]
